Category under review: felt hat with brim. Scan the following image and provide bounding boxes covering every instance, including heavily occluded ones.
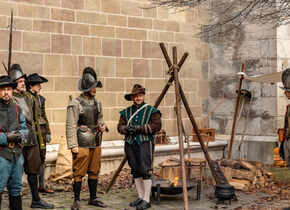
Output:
[280,68,290,91]
[27,73,48,84]
[124,84,146,101]
[9,64,27,82]
[0,75,17,89]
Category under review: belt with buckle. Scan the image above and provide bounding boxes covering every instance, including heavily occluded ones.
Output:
[8,142,15,148]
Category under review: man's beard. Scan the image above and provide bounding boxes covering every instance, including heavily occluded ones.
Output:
[1,94,11,102]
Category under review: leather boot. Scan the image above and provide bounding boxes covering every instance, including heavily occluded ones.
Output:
[9,195,22,210]
[27,174,54,209]
[136,200,151,210]
[71,181,82,210]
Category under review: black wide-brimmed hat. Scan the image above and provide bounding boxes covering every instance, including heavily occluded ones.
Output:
[27,73,48,84]
[124,84,146,101]
[0,75,17,89]
[78,67,102,92]
[9,63,27,82]
[280,68,290,91]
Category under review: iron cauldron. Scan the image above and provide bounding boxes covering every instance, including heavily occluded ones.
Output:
[151,178,196,195]
[214,184,235,201]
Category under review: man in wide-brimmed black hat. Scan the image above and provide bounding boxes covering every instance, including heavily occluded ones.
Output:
[280,68,290,168]
[117,84,162,210]
[26,73,55,193]
[66,67,107,210]
[10,66,54,209]
[0,75,28,210]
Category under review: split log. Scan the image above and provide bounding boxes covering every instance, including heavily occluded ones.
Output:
[240,161,255,170]
[229,181,246,191]
[259,176,265,187]
[230,178,251,187]
[232,169,255,181]
[260,167,270,176]
[255,170,262,177]
[220,159,241,169]
[221,167,232,182]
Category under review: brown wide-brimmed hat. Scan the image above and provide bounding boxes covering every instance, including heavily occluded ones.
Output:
[124,84,146,101]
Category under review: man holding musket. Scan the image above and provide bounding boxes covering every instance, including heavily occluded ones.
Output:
[0,75,28,210]
[66,67,108,210]
[117,84,162,210]
[9,65,54,209]
[280,68,290,167]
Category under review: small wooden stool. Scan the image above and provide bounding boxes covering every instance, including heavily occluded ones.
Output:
[185,133,210,190]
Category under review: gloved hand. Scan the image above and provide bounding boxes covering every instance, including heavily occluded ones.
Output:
[5,131,22,143]
[129,124,142,135]
[46,134,51,143]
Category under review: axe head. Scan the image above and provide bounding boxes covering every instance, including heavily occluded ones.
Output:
[236,89,252,98]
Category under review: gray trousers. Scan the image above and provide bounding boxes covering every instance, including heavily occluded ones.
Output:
[283,140,290,168]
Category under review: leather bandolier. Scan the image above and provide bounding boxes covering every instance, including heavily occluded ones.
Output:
[12,92,37,147]
[0,100,22,161]
[77,98,101,148]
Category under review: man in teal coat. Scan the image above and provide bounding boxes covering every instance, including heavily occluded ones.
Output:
[117,84,162,210]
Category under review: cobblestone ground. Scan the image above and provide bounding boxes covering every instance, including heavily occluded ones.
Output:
[2,167,290,209]
[2,185,290,210]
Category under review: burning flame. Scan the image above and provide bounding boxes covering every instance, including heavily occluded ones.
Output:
[173,177,179,187]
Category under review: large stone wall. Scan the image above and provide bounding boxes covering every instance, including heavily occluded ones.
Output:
[207,3,290,136]
[0,0,209,143]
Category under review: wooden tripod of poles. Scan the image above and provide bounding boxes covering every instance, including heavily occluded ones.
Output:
[105,43,229,209]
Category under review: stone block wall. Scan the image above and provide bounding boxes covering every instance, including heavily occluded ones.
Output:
[0,0,210,143]
[207,1,290,136]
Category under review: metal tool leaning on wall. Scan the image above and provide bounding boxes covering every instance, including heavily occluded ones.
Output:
[66,67,108,210]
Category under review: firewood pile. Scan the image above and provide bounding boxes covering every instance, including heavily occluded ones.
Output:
[219,159,275,191]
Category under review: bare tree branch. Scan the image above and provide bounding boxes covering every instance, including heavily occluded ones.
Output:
[149,0,290,37]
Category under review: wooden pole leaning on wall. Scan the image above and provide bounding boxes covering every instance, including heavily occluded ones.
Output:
[172,46,189,210]
[227,62,245,159]
[105,43,188,193]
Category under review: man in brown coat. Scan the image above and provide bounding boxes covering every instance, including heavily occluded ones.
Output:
[66,67,107,210]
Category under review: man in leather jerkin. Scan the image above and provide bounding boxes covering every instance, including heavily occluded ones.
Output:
[26,73,54,194]
[0,75,28,210]
[9,64,54,209]
[66,67,108,210]
[117,84,162,210]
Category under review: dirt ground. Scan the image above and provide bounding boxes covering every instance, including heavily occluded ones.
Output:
[1,168,289,210]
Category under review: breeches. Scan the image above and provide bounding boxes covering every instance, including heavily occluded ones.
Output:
[72,147,101,182]
[0,155,24,196]
[125,141,154,180]
[23,144,42,174]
